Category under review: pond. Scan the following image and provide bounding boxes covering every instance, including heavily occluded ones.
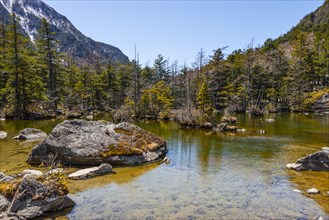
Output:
[0,113,328,219]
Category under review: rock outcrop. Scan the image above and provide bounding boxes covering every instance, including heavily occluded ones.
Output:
[13,128,47,140]
[313,93,329,114]
[0,177,74,219]
[27,120,168,166]
[286,148,329,171]
[68,163,114,180]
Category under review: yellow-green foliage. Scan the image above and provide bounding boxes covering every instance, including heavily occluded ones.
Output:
[197,79,213,116]
[114,128,133,136]
[303,89,329,110]
[140,80,173,118]
[0,181,20,197]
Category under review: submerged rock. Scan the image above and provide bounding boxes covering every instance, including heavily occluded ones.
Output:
[286,149,329,171]
[264,118,275,122]
[27,120,168,166]
[0,131,7,139]
[68,163,113,180]
[13,128,47,140]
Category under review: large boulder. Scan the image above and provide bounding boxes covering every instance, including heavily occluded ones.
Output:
[286,148,329,171]
[13,128,47,140]
[27,120,168,166]
[313,93,329,114]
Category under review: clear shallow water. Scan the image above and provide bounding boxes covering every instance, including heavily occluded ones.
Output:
[0,114,329,219]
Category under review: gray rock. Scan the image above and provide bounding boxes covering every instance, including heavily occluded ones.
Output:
[313,93,329,114]
[0,172,15,183]
[0,131,7,139]
[0,194,10,212]
[237,128,247,133]
[16,206,43,219]
[8,177,74,219]
[22,169,43,178]
[286,149,329,171]
[27,120,168,166]
[306,188,319,194]
[286,163,302,170]
[86,115,94,120]
[257,130,266,134]
[69,163,113,180]
[13,128,47,140]
[322,146,329,151]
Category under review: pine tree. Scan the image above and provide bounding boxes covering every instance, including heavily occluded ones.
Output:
[197,79,213,115]
[35,18,60,110]
[153,54,168,81]
[4,13,45,118]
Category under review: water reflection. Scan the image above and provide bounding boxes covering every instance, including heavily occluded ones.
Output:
[0,114,328,218]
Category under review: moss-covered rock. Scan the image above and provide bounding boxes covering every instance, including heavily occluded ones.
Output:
[27,120,168,166]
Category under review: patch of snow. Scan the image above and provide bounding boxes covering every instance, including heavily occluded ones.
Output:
[0,0,15,12]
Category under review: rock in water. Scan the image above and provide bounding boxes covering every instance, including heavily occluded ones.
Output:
[68,163,113,180]
[0,131,7,139]
[13,128,47,140]
[8,177,74,219]
[27,120,168,166]
[306,188,319,194]
[286,149,329,171]
[22,169,43,178]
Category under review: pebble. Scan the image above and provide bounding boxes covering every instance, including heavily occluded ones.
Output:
[293,189,301,193]
[306,188,319,194]
[257,130,266,134]
[322,146,329,151]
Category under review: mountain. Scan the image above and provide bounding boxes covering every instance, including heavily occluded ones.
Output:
[0,0,129,64]
[293,0,329,32]
[276,0,329,43]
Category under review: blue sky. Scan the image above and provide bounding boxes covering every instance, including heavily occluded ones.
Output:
[44,0,324,66]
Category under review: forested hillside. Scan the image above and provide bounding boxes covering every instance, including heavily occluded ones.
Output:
[0,1,328,120]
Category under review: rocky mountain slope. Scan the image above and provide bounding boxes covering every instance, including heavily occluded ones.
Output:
[0,0,129,64]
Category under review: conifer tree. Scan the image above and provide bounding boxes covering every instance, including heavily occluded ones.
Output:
[197,79,213,115]
[4,13,45,118]
[35,18,60,110]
